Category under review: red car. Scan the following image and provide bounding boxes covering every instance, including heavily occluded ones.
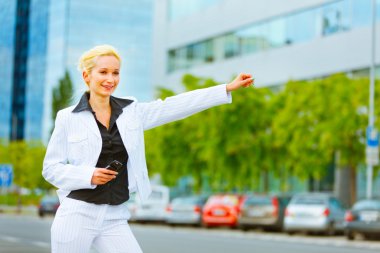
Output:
[202,194,244,228]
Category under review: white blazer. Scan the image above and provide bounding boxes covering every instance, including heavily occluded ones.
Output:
[43,84,232,203]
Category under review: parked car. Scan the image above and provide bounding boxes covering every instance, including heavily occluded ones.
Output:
[38,195,60,217]
[133,185,170,223]
[345,199,380,240]
[126,192,138,222]
[202,194,244,228]
[166,195,208,226]
[284,193,345,235]
[239,194,291,231]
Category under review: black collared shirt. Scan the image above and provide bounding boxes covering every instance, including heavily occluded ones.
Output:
[67,92,133,205]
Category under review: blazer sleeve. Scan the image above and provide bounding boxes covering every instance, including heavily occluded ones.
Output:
[137,83,232,131]
[42,110,97,191]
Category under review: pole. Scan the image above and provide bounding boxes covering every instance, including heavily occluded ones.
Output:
[367,0,377,199]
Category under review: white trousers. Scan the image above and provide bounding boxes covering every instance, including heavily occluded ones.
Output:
[51,197,142,253]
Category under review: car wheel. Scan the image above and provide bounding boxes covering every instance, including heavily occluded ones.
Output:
[346,230,355,240]
[363,233,373,240]
[286,231,295,236]
[202,222,212,229]
[239,225,249,232]
[325,223,335,236]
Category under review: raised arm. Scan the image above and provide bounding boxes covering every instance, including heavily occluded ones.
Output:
[138,73,253,131]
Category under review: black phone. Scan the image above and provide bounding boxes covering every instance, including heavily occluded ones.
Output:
[105,160,123,172]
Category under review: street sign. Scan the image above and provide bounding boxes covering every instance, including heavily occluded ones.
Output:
[0,165,13,188]
[366,127,379,166]
[367,126,379,147]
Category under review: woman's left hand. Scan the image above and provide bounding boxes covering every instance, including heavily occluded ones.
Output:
[226,73,254,92]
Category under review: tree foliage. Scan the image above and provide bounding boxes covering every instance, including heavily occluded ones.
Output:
[145,73,379,201]
[52,70,73,121]
[0,141,48,190]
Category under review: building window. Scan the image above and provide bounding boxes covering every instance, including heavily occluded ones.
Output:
[238,23,269,54]
[167,0,374,72]
[286,9,318,44]
[322,0,350,36]
[223,33,240,58]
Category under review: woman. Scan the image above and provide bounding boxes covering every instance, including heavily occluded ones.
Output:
[43,44,254,253]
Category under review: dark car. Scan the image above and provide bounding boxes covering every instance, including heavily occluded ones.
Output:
[345,199,380,240]
[38,195,60,217]
[166,195,208,226]
[238,194,290,231]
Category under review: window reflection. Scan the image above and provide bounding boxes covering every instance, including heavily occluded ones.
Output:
[286,10,318,44]
[224,33,240,58]
[352,0,371,27]
[238,23,269,54]
[322,0,350,36]
[167,0,377,73]
[268,19,286,48]
[168,39,215,72]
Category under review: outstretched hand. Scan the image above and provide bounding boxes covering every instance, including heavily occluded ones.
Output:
[226,73,254,92]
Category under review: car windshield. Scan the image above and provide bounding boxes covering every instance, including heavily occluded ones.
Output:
[172,197,198,205]
[244,197,271,206]
[207,196,238,206]
[292,196,326,205]
[353,200,380,210]
[41,196,58,204]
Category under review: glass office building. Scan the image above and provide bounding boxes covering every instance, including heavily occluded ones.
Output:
[0,0,48,141]
[0,0,17,141]
[0,0,154,143]
[42,0,153,142]
[25,0,50,140]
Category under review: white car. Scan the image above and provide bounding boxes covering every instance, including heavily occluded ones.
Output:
[284,193,346,235]
[133,185,170,223]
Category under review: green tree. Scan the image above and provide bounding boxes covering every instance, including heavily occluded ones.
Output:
[0,141,46,190]
[145,73,379,203]
[0,141,47,208]
[145,74,275,192]
[52,70,74,122]
[272,74,369,204]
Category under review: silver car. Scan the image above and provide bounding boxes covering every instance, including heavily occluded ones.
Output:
[166,195,208,226]
[133,185,170,223]
[284,193,346,235]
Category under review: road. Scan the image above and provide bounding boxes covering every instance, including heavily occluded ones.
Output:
[0,214,379,253]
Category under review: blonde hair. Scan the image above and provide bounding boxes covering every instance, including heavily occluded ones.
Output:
[78,44,121,74]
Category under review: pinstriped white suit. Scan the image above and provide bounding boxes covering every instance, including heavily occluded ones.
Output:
[43,84,232,253]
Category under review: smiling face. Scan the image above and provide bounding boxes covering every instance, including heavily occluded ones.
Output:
[83,55,120,97]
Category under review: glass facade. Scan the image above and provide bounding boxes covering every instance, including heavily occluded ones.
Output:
[24,0,50,140]
[1,0,154,143]
[168,0,380,73]
[168,0,222,21]
[0,0,17,141]
[11,0,31,140]
[43,0,153,142]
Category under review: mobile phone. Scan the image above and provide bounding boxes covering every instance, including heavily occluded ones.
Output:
[105,160,123,172]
